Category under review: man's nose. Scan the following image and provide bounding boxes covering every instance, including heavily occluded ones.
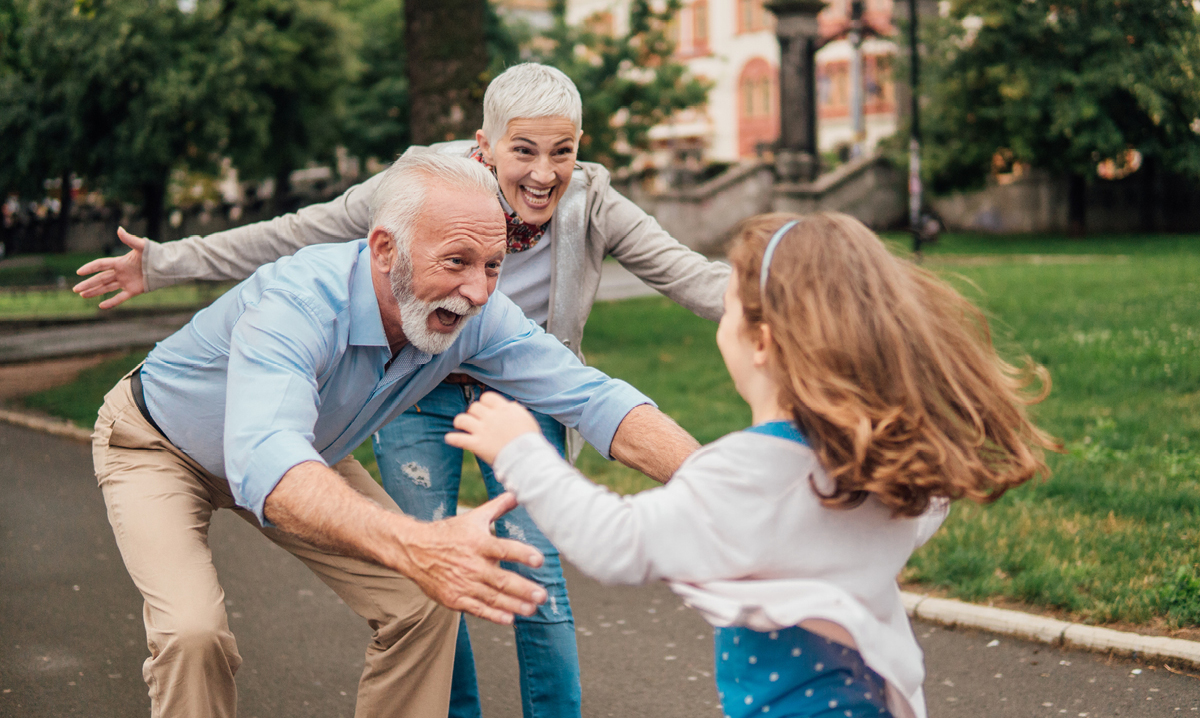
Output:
[459,266,490,306]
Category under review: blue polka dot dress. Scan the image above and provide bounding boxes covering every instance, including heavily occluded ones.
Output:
[714,625,892,718]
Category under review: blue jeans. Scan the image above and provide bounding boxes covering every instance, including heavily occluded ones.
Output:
[374,381,582,718]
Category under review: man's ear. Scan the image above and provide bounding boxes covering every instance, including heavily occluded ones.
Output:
[752,323,773,368]
[368,227,397,274]
[475,129,492,163]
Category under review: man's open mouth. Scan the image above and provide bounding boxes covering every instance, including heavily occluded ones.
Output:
[433,308,463,329]
[520,185,554,209]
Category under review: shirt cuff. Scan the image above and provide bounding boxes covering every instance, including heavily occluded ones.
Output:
[230,431,326,525]
[577,379,656,460]
[493,432,561,493]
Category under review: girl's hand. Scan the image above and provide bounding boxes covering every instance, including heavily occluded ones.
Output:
[446,392,541,465]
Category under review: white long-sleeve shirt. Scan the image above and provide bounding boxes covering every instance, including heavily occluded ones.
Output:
[493,429,949,718]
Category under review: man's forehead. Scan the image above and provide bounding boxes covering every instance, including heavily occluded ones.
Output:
[416,190,505,251]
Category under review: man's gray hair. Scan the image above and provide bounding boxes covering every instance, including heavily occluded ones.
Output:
[482,63,583,142]
[369,153,499,248]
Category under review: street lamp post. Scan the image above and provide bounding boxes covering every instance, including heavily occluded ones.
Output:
[908,0,923,254]
[764,0,827,183]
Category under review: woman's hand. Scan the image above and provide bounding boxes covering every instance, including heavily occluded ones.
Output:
[73,227,147,309]
[446,392,541,465]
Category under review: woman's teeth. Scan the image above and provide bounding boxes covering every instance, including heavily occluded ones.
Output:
[521,186,552,207]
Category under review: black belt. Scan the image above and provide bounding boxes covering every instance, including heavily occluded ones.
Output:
[130,366,167,438]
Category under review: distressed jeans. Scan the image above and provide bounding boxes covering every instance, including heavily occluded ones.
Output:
[374,381,582,718]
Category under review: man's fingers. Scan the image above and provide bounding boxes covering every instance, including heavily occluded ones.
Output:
[472,492,519,523]
[482,534,545,570]
[454,596,515,626]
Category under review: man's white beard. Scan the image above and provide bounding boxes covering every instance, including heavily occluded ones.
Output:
[390,250,482,355]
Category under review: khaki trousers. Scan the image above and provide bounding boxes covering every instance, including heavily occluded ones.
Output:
[92,374,458,718]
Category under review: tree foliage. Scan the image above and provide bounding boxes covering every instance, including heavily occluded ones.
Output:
[0,0,355,237]
[529,0,711,168]
[922,0,1200,199]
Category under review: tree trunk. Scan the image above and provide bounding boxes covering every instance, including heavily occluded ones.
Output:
[1067,172,1087,237]
[141,181,166,242]
[405,0,488,145]
[57,170,73,253]
[1138,155,1159,233]
[271,164,296,217]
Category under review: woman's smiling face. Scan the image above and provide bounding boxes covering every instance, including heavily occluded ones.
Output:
[476,117,580,226]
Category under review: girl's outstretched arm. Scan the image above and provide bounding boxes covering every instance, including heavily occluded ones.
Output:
[447,393,745,586]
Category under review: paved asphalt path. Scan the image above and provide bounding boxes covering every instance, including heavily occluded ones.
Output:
[4,417,1200,717]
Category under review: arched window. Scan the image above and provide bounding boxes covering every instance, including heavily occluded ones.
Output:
[737,58,779,157]
[693,0,709,53]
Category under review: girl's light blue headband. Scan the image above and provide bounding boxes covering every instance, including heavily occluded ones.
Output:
[760,220,800,294]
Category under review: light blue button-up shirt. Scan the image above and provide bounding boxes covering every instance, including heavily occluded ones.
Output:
[140,240,652,523]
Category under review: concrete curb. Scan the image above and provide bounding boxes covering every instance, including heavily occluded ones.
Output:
[903,592,1200,669]
[0,408,92,443]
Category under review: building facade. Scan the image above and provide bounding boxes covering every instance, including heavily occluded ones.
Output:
[565,0,900,171]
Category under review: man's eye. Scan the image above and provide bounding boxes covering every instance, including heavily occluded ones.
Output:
[449,257,464,266]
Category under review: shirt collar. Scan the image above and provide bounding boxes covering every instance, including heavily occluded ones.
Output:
[348,241,389,348]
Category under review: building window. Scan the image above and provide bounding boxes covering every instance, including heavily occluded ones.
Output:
[738,58,778,157]
[693,0,709,53]
[738,0,768,33]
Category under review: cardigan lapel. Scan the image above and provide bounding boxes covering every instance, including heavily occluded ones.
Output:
[546,167,588,347]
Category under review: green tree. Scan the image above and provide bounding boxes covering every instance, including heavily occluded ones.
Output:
[532,0,710,168]
[0,0,95,246]
[1,0,355,240]
[219,0,356,212]
[921,0,1200,233]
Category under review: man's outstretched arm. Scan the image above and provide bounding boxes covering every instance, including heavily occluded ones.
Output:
[609,404,700,483]
[264,461,547,625]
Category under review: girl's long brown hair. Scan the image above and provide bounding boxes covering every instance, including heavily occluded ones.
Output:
[729,212,1060,517]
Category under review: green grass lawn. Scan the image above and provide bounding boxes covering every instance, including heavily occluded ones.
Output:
[14,233,1200,629]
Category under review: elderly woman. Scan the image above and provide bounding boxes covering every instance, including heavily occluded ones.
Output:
[75,63,729,718]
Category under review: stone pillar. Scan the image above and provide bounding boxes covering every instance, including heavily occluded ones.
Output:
[764,0,825,183]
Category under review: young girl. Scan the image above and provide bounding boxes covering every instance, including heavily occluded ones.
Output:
[446,212,1058,718]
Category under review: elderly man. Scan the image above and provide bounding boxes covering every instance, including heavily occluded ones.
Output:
[90,152,698,717]
[76,62,729,718]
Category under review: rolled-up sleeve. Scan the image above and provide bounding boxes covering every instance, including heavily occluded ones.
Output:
[224,289,333,522]
[461,296,654,459]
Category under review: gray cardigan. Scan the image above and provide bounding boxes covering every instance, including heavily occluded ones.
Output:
[141,141,730,355]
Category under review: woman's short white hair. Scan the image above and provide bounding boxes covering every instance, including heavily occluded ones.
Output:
[482,63,583,142]
[369,153,499,249]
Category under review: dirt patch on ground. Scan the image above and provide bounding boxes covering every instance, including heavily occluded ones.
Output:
[0,353,119,402]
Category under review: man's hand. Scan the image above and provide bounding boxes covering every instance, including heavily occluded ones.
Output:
[445,392,541,465]
[73,227,147,308]
[397,493,547,624]
[265,461,547,625]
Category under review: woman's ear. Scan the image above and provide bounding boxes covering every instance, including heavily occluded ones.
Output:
[752,323,773,368]
[475,129,493,163]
